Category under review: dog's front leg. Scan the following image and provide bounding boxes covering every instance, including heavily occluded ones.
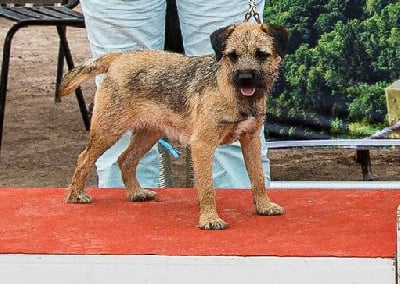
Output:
[190,138,227,230]
[240,132,284,216]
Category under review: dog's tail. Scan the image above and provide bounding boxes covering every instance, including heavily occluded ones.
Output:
[58,52,121,97]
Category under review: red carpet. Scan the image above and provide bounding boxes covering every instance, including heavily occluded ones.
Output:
[0,188,398,257]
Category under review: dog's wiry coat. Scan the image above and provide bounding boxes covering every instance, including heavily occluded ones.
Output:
[60,22,289,230]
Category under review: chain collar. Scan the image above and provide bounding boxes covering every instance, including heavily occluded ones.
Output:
[244,0,261,23]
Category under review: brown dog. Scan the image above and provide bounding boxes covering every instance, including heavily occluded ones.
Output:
[60,22,289,230]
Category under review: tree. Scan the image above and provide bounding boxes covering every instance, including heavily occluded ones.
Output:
[264,0,400,140]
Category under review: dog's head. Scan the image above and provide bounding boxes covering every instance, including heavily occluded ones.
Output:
[210,22,289,97]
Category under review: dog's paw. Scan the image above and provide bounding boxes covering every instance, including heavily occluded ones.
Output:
[199,214,228,230]
[66,190,93,203]
[256,201,284,216]
[127,189,156,202]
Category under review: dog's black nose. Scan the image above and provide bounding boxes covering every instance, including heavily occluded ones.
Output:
[234,70,257,86]
[237,70,255,81]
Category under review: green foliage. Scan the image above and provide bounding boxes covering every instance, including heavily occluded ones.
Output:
[348,121,387,138]
[347,82,387,122]
[330,117,345,135]
[264,0,400,140]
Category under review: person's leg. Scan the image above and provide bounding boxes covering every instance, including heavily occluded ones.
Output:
[177,0,270,188]
[212,130,271,188]
[80,0,166,188]
[80,0,166,56]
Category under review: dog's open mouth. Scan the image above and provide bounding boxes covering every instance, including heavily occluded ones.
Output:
[240,87,256,97]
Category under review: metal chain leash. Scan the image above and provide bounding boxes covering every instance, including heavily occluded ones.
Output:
[244,0,261,23]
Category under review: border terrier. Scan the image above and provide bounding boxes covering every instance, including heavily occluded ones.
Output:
[60,22,289,230]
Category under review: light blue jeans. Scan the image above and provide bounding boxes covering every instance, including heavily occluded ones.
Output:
[80,0,270,188]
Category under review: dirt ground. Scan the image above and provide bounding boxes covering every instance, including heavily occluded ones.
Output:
[0,17,399,188]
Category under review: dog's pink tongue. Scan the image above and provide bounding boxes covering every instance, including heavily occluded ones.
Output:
[241,87,256,96]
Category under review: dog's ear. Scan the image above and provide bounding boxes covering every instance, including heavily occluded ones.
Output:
[262,24,289,58]
[210,24,235,61]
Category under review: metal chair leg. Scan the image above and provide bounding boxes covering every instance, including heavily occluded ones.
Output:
[56,25,90,131]
[0,24,24,156]
[54,40,65,103]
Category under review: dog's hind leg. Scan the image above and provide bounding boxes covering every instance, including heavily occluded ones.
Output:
[118,128,162,202]
[240,132,284,216]
[66,127,126,203]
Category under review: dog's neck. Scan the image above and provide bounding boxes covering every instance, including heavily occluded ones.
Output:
[216,98,265,145]
[218,95,266,125]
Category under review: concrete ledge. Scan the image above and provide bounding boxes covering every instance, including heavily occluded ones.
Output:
[0,255,395,284]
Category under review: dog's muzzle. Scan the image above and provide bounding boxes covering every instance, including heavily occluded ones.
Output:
[233,70,262,97]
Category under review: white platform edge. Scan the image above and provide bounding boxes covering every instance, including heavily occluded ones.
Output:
[0,254,395,284]
[266,138,400,148]
[270,180,400,189]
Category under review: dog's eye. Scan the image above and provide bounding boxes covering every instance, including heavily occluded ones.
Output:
[226,50,238,62]
[255,49,270,61]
